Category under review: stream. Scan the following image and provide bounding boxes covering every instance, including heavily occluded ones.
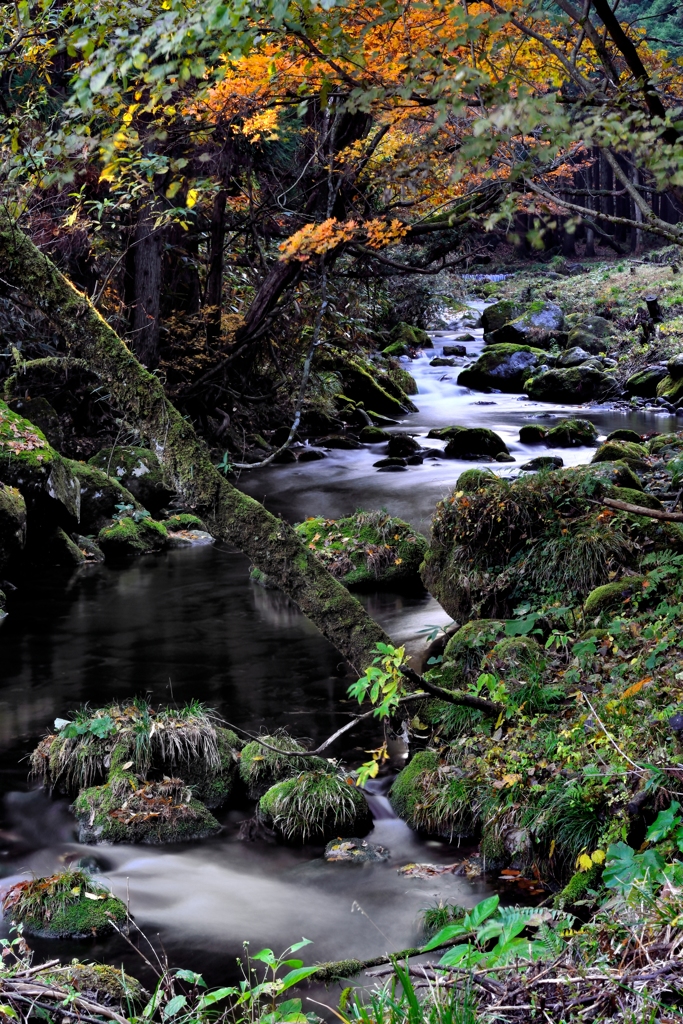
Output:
[0,297,679,985]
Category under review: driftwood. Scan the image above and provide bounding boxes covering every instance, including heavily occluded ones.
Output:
[602,496,683,521]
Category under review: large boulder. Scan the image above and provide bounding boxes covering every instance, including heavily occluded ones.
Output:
[481,299,523,335]
[294,510,427,589]
[524,366,612,403]
[0,483,26,569]
[545,418,598,447]
[67,461,141,533]
[626,366,668,397]
[656,374,683,404]
[444,428,508,459]
[457,344,545,392]
[557,347,592,368]
[591,440,649,468]
[0,400,80,530]
[87,446,171,514]
[319,350,417,417]
[486,302,564,349]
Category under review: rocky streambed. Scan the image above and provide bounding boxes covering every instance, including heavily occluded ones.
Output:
[1,287,683,985]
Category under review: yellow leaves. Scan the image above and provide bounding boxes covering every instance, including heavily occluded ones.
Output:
[83,891,106,901]
[620,677,653,700]
[365,217,409,248]
[549,839,556,859]
[501,772,522,787]
[279,218,358,262]
[236,108,280,143]
[576,848,605,871]
[394,557,403,565]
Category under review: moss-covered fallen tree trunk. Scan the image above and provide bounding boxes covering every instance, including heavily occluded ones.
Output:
[0,213,390,671]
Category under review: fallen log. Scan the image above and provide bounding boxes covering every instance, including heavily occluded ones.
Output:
[0,212,390,672]
[602,496,683,521]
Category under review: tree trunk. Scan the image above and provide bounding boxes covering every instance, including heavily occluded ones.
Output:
[0,212,391,672]
[129,208,163,368]
[205,190,227,349]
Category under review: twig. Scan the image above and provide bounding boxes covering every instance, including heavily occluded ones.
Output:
[400,665,503,716]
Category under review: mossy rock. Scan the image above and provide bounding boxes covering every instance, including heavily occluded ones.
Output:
[583,576,648,616]
[239,735,326,798]
[163,513,208,532]
[565,329,605,355]
[519,424,547,444]
[390,322,431,349]
[294,510,427,590]
[667,353,683,379]
[386,434,421,458]
[487,635,547,681]
[606,429,642,444]
[444,428,508,459]
[320,349,417,418]
[457,344,545,392]
[98,516,169,558]
[0,483,26,570]
[648,432,683,456]
[73,775,221,844]
[88,446,171,514]
[591,441,649,468]
[440,620,506,689]
[385,366,418,396]
[609,487,663,510]
[2,870,127,939]
[487,302,564,349]
[456,468,498,492]
[45,526,87,566]
[481,299,523,334]
[390,751,479,839]
[59,964,145,1006]
[259,768,372,842]
[578,460,643,491]
[8,396,63,450]
[656,375,683,404]
[382,341,409,357]
[427,425,466,440]
[524,366,612,403]
[68,460,141,533]
[625,366,667,398]
[359,426,390,443]
[183,727,242,808]
[0,399,80,523]
[546,418,598,448]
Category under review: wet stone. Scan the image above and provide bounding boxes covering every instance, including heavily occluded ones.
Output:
[520,456,564,471]
[443,345,466,356]
[324,838,390,863]
[373,457,407,468]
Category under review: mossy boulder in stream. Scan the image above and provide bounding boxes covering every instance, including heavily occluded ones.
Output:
[68,461,141,533]
[239,734,327,798]
[420,462,670,621]
[481,299,523,335]
[259,767,371,842]
[2,870,127,939]
[0,483,26,569]
[390,751,479,840]
[386,322,432,353]
[457,344,545,392]
[0,399,80,525]
[656,375,683,404]
[519,424,547,444]
[486,302,564,349]
[88,446,171,514]
[294,510,426,590]
[591,440,649,469]
[318,349,417,418]
[545,418,598,447]
[98,516,169,558]
[73,774,221,844]
[524,366,612,403]
[443,428,508,460]
[456,468,498,492]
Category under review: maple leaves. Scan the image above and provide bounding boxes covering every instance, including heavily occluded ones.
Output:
[278,216,409,261]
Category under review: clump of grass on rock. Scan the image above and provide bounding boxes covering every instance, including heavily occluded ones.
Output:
[259,767,372,842]
[2,870,127,938]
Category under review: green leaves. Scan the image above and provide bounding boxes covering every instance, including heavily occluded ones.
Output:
[603,841,666,893]
[59,715,116,740]
[347,642,407,718]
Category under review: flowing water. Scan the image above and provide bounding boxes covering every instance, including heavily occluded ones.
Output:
[0,299,678,985]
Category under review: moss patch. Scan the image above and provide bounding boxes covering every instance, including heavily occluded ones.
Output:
[294,510,427,590]
[98,516,168,558]
[2,870,127,939]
